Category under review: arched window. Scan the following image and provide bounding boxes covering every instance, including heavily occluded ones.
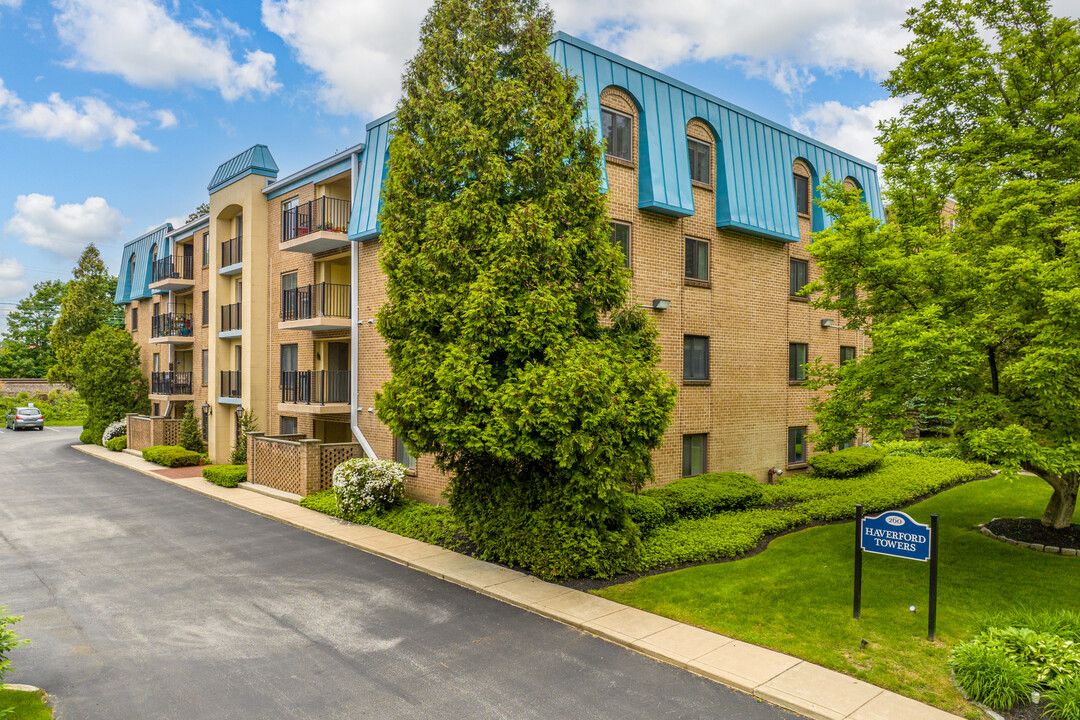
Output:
[128,254,136,288]
[600,87,637,163]
[793,161,812,217]
[686,119,714,187]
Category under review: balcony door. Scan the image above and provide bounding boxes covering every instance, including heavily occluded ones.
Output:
[327,342,349,402]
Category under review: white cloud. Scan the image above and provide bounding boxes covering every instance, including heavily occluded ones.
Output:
[153,108,177,129]
[790,97,904,166]
[5,194,129,259]
[0,78,156,150]
[262,0,430,116]
[0,256,27,299]
[54,0,280,101]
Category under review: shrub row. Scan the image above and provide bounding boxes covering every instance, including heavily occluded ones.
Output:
[300,490,466,551]
[0,390,87,423]
[807,446,884,478]
[202,464,247,487]
[142,445,202,468]
[105,435,127,452]
[641,472,764,518]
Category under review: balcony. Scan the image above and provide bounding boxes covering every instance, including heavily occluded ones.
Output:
[219,370,241,403]
[150,312,194,344]
[220,236,243,275]
[219,302,241,338]
[150,371,193,397]
[279,370,350,414]
[279,282,350,331]
[280,197,351,254]
[149,255,195,292]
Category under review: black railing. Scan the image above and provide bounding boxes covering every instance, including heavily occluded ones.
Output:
[151,371,192,395]
[281,282,350,321]
[281,370,349,405]
[282,197,351,242]
[221,236,242,267]
[150,312,194,339]
[220,302,241,332]
[220,370,242,398]
[152,255,194,283]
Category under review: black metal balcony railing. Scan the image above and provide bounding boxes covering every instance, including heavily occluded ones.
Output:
[281,370,350,405]
[281,282,350,321]
[220,302,241,332]
[151,255,194,283]
[220,370,242,398]
[282,197,351,242]
[151,371,192,395]
[150,312,194,339]
[221,236,242,267]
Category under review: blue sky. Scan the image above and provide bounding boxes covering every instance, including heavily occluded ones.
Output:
[0,0,1072,328]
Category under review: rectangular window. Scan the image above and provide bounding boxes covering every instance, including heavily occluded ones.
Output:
[682,434,707,477]
[840,286,856,301]
[610,222,630,268]
[688,138,711,185]
[201,350,208,384]
[280,416,297,435]
[840,346,856,365]
[789,342,808,382]
[794,174,810,215]
[395,436,417,472]
[685,238,709,281]
[131,307,138,330]
[153,302,160,317]
[280,344,298,375]
[153,353,160,372]
[601,107,632,162]
[201,404,209,442]
[683,335,709,381]
[201,290,209,325]
[235,214,243,239]
[788,426,807,465]
[153,402,160,417]
[790,258,808,296]
[202,232,209,266]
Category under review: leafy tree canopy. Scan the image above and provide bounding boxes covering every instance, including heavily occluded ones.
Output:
[186,203,209,223]
[0,280,66,378]
[375,0,676,577]
[806,0,1080,528]
[48,244,118,385]
[72,325,149,442]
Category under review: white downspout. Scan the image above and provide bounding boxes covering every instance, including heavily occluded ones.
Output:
[350,150,376,458]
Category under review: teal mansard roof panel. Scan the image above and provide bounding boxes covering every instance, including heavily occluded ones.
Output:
[114,223,173,304]
[208,144,279,194]
[348,112,393,241]
[550,32,884,242]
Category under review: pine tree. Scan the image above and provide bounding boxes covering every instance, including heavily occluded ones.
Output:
[376,0,676,578]
[179,403,205,453]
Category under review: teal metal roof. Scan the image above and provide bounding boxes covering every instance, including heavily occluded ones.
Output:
[114,223,172,304]
[348,112,393,241]
[208,144,279,194]
[265,143,363,200]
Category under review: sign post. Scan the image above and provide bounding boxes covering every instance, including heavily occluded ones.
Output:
[855,508,938,641]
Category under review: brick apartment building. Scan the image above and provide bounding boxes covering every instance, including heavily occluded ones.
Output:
[114,33,884,503]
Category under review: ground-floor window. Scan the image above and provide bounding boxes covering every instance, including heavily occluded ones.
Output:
[152,402,160,416]
[280,416,297,435]
[788,426,807,465]
[682,433,707,477]
[394,436,416,472]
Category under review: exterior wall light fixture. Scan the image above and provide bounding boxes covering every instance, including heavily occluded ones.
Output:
[652,299,671,311]
[821,318,839,329]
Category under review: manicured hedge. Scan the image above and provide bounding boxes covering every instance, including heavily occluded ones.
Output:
[624,492,667,535]
[79,428,95,445]
[641,472,764,518]
[202,464,247,487]
[142,444,201,468]
[300,490,466,550]
[807,446,884,478]
[105,435,127,452]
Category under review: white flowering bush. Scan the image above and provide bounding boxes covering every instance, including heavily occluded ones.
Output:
[332,458,406,514]
[102,420,127,444]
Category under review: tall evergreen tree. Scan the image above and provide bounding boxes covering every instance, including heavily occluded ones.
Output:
[376,0,676,578]
[0,280,66,377]
[48,244,118,385]
[805,0,1080,529]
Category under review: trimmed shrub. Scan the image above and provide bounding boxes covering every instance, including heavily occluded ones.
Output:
[332,458,406,513]
[202,464,246,488]
[808,446,884,478]
[1045,675,1080,720]
[624,492,668,535]
[178,404,205,454]
[101,419,126,444]
[105,435,127,452]
[79,428,94,444]
[642,472,764,518]
[141,444,201,468]
[948,641,1039,710]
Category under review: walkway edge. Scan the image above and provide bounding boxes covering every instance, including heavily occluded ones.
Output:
[71,442,965,720]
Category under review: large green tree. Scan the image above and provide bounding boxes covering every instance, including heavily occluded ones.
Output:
[48,244,118,385]
[806,0,1080,528]
[72,326,148,442]
[376,0,676,578]
[0,280,66,377]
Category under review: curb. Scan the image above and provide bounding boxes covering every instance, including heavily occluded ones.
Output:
[71,442,966,720]
[978,518,1078,556]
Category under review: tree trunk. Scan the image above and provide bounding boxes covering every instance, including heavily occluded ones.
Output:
[1028,465,1080,529]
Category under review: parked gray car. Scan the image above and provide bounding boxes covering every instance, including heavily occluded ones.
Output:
[5,406,44,431]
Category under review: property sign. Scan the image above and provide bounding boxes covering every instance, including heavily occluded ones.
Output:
[860,511,931,562]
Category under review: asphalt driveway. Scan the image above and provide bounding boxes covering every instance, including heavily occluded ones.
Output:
[0,427,799,719]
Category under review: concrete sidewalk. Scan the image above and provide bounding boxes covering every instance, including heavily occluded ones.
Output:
[74,443,960,720]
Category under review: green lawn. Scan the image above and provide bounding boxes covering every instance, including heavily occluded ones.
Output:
[0,687,52,719]
[597,473,1080,719]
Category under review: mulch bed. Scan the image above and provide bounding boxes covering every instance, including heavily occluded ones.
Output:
[154,465,206,479]
[1000,701,1042,720]
[985,517,1080,551]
